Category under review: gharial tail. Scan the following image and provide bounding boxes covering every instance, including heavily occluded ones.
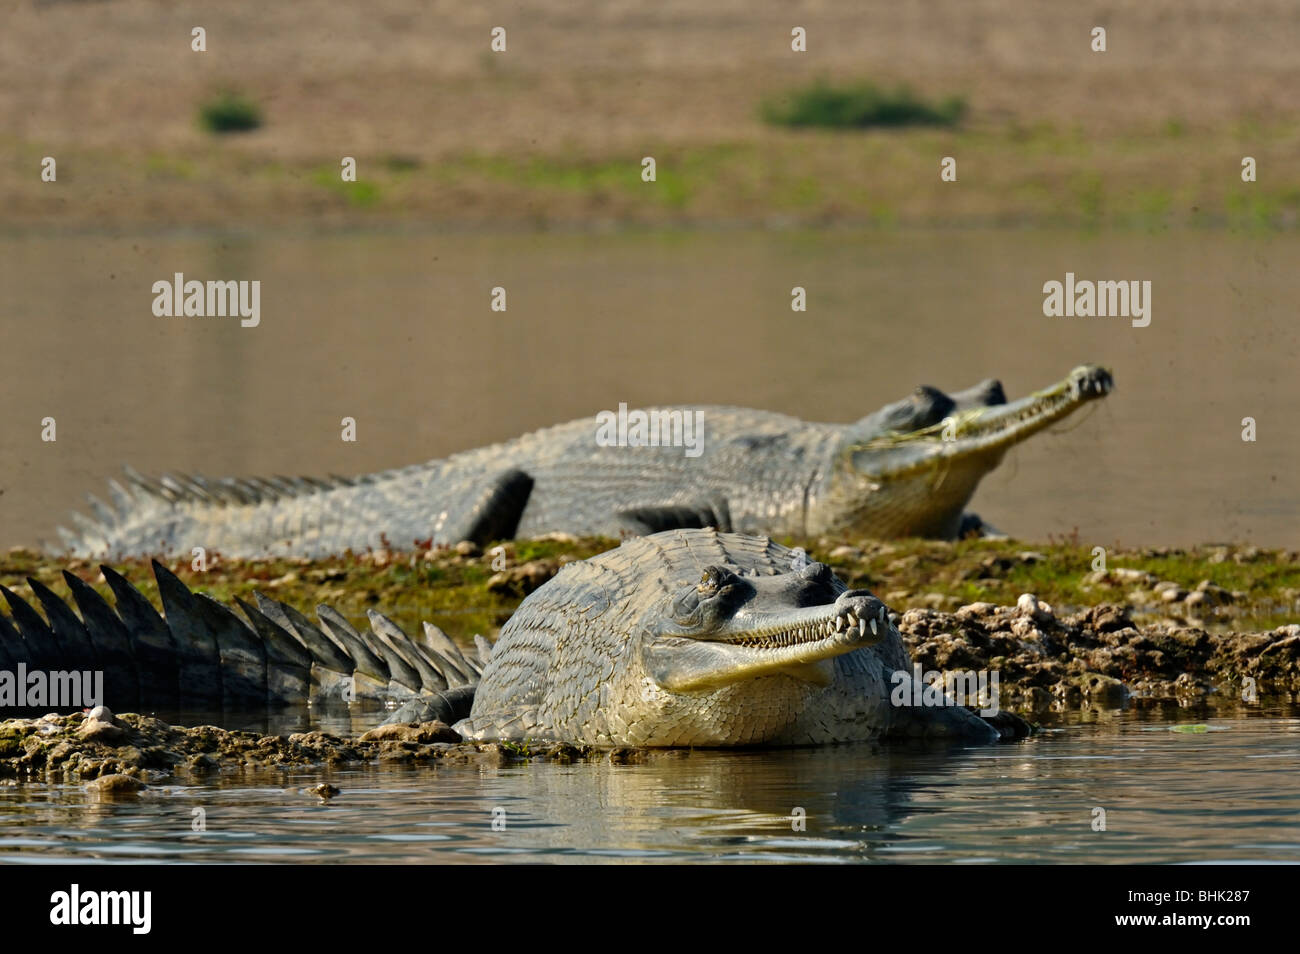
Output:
[0,560,485,726]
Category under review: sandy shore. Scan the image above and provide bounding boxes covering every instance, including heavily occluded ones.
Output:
[4,0,1299,230]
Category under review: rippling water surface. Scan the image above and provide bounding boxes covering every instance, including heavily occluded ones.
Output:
[3,706,1298,864]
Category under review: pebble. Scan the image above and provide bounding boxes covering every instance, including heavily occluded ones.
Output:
[86,773,145,796]
[1015,592,1054,623]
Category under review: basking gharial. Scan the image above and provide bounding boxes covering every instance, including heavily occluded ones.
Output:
[58,365,1112,559]
[0,530,1000,746]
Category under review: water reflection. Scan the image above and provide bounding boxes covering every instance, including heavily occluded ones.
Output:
[2,706,1298,863]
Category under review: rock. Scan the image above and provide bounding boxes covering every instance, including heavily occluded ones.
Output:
[1070,604,1135,633]
[1019,686,1054,711]
[359,723,421,743]
[185,753,219,773]
[535,532,577,543]
[828,545,862,560]
[86,773,145,796]
[78,719,125,744]
[487,559,559,596]
[1161,587,1189,603]
[358,721,460,744]
[1112,567,1158,585]
[956,601,998,619]
[1015,592,1054,623]
[1194,580,1233,605]
[608,746,650,764]
[1009,617,1042,640]
[87,706,114,723]
[474,742,510,766]
[454,540,481,557]
[1073,672,1129,705]
[308,783,340,799]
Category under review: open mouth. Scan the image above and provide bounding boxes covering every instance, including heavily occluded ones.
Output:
[715,602,884,650]
[646,591,890,692]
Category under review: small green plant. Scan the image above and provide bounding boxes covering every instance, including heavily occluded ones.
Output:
[198,91,263,134]
[762,80,966,130]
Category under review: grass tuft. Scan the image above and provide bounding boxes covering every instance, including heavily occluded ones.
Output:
[762,80,966,130]
[198,91,263,134]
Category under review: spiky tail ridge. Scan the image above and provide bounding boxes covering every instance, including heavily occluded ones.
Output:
[0,561,485,724]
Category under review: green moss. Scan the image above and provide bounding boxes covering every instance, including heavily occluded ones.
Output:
[0,728,27,759]
[309,168,381,206]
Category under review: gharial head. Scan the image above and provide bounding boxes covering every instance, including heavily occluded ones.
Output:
[642,557,894,696]
[815,364,1114,539]
[605,532,909,745]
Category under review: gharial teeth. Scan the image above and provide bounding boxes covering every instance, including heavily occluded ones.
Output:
[835,616,846,632]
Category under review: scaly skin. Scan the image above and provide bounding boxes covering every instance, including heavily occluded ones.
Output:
[1,531,999,747]
[58,366,1112,559]
[456,529,998,746]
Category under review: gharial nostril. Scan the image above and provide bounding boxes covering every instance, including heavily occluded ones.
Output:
[1071,365,1114,396]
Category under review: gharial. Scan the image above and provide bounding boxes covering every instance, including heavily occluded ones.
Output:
[0,530,1006,746]
[57,365,1113,560]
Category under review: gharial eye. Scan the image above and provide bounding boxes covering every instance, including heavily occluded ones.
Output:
[697,565,736,596]
[799,561,834,583]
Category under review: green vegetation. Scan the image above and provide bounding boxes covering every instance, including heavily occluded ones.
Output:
[309,167,381,205]
[762,80,967,130]
[13,116,1300,229]
[3,538,1298,654]
[198,91,263,134]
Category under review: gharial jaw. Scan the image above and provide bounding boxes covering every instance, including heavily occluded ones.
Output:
[817,364,1114,538]
[640,560,893,694]
[644,589,890,692]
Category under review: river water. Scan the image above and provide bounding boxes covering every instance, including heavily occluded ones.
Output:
[2,228,1298,549]
[2,703,1298,864]
[2,226,1297,862]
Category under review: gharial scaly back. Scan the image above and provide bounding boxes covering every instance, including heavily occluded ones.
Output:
[57,407,845,558]
[462,529,809,737]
